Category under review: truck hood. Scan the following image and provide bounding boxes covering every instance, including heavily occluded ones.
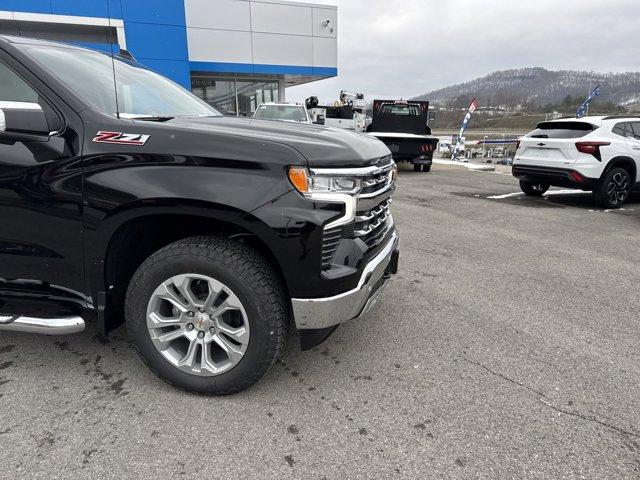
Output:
[170,116,391,167]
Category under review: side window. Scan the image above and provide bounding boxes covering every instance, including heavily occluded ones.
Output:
[612,122,629,138]
[0,60,62,132]
[0,61,39,103]
[630,123,640,141]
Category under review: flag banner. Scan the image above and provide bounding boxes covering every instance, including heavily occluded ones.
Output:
[576,85,600,118]
[452,98,478,161]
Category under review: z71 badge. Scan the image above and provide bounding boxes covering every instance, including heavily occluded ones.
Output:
[93,131,150,146]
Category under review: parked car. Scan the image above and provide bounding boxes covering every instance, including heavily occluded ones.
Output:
[253,102,312,124]
[513,116,640,208]
[0,36,400,394]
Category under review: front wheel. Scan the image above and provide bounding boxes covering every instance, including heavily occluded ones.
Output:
[519,180,549,196]
[593,167,631,209]
[125,236,288,395]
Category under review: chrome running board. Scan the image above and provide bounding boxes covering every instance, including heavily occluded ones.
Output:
[0,315,85,335]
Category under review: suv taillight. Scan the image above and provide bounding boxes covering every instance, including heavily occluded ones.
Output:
[576,141,610,161]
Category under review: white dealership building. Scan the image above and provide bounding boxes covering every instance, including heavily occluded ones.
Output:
[0,0,338,115]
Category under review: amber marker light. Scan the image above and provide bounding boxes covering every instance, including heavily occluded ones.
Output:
[288,167,309,193]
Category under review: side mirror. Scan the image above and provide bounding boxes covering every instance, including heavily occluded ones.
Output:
[0,102,51,142]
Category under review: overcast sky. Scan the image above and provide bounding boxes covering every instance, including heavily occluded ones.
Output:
[287,0,640,104]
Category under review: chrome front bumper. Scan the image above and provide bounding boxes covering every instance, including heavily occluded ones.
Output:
[292,233,399,330]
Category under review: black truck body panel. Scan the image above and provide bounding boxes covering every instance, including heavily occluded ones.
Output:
[0,35,397,336]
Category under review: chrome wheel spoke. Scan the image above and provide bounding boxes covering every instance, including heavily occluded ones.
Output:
[210,292,243,318]
[201,343,218,374]
[156,327,187,345]
[148,312,183,329]
[173,275,200,308]
[156,282,189,313]
[215,320,249,346]
[178,337,200,368]
[213,333,245,364]
[203,278,225,310]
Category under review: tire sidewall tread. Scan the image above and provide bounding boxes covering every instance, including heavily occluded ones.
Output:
[125,236,288,395]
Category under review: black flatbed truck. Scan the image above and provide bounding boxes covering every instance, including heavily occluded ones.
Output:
[368,100,440,172]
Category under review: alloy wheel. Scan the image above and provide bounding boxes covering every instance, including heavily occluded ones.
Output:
[606,171,630,206]
[146,274,250,377]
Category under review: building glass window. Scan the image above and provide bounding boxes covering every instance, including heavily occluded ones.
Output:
[191,75,280,117]
[236,79,279,117]
[191,77,237,115]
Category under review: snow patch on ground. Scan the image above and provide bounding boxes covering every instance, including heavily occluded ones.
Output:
[487,189,585,200]
[433,159,495,171]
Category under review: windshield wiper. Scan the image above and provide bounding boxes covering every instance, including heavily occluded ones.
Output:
[119,113,175,122]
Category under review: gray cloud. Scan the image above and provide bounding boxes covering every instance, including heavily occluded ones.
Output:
[288,0,640,103]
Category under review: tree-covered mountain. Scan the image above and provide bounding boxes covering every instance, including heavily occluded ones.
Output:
[413,68,640,110]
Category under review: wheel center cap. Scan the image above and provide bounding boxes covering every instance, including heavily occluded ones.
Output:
[194,313,210,331]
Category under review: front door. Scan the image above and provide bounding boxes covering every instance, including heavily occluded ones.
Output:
[0,54,86,318]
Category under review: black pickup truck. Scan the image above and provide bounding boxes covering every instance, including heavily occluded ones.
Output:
[368,100,440,172]
[0,36,399,394]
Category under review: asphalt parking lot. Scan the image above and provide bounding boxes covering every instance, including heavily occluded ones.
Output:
[1,164,639,479]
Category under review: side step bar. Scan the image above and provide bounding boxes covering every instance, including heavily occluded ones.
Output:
[0,315,85,335]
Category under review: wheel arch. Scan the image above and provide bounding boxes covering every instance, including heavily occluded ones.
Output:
[602,156,637,183]
[90,203,289,334]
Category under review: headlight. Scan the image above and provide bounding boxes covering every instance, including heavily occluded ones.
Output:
[288,162,396,229]
[288,167,363,195]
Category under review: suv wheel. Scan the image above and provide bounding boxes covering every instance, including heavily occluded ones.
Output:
[125,236,288,395]
[593,167,632,209]
[519,180,550,196]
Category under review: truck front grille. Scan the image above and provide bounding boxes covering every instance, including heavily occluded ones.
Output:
[319,156,396,270]
[353,199,393,248]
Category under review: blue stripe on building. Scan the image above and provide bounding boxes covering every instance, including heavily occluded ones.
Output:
[1,0,338,111]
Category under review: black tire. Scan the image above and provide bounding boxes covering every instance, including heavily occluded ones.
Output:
[423,163,432,172]
[519,180,549,196]
[593,167,632,209]
[413,163,421,172]
[125,236,288,395]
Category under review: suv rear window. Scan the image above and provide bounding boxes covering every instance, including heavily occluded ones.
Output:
[529,121,596,139]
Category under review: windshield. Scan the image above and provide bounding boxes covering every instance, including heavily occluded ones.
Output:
[24,45,221,118]
[254,105,308,123]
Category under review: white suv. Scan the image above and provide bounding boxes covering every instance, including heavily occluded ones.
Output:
[513,116,640,208]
